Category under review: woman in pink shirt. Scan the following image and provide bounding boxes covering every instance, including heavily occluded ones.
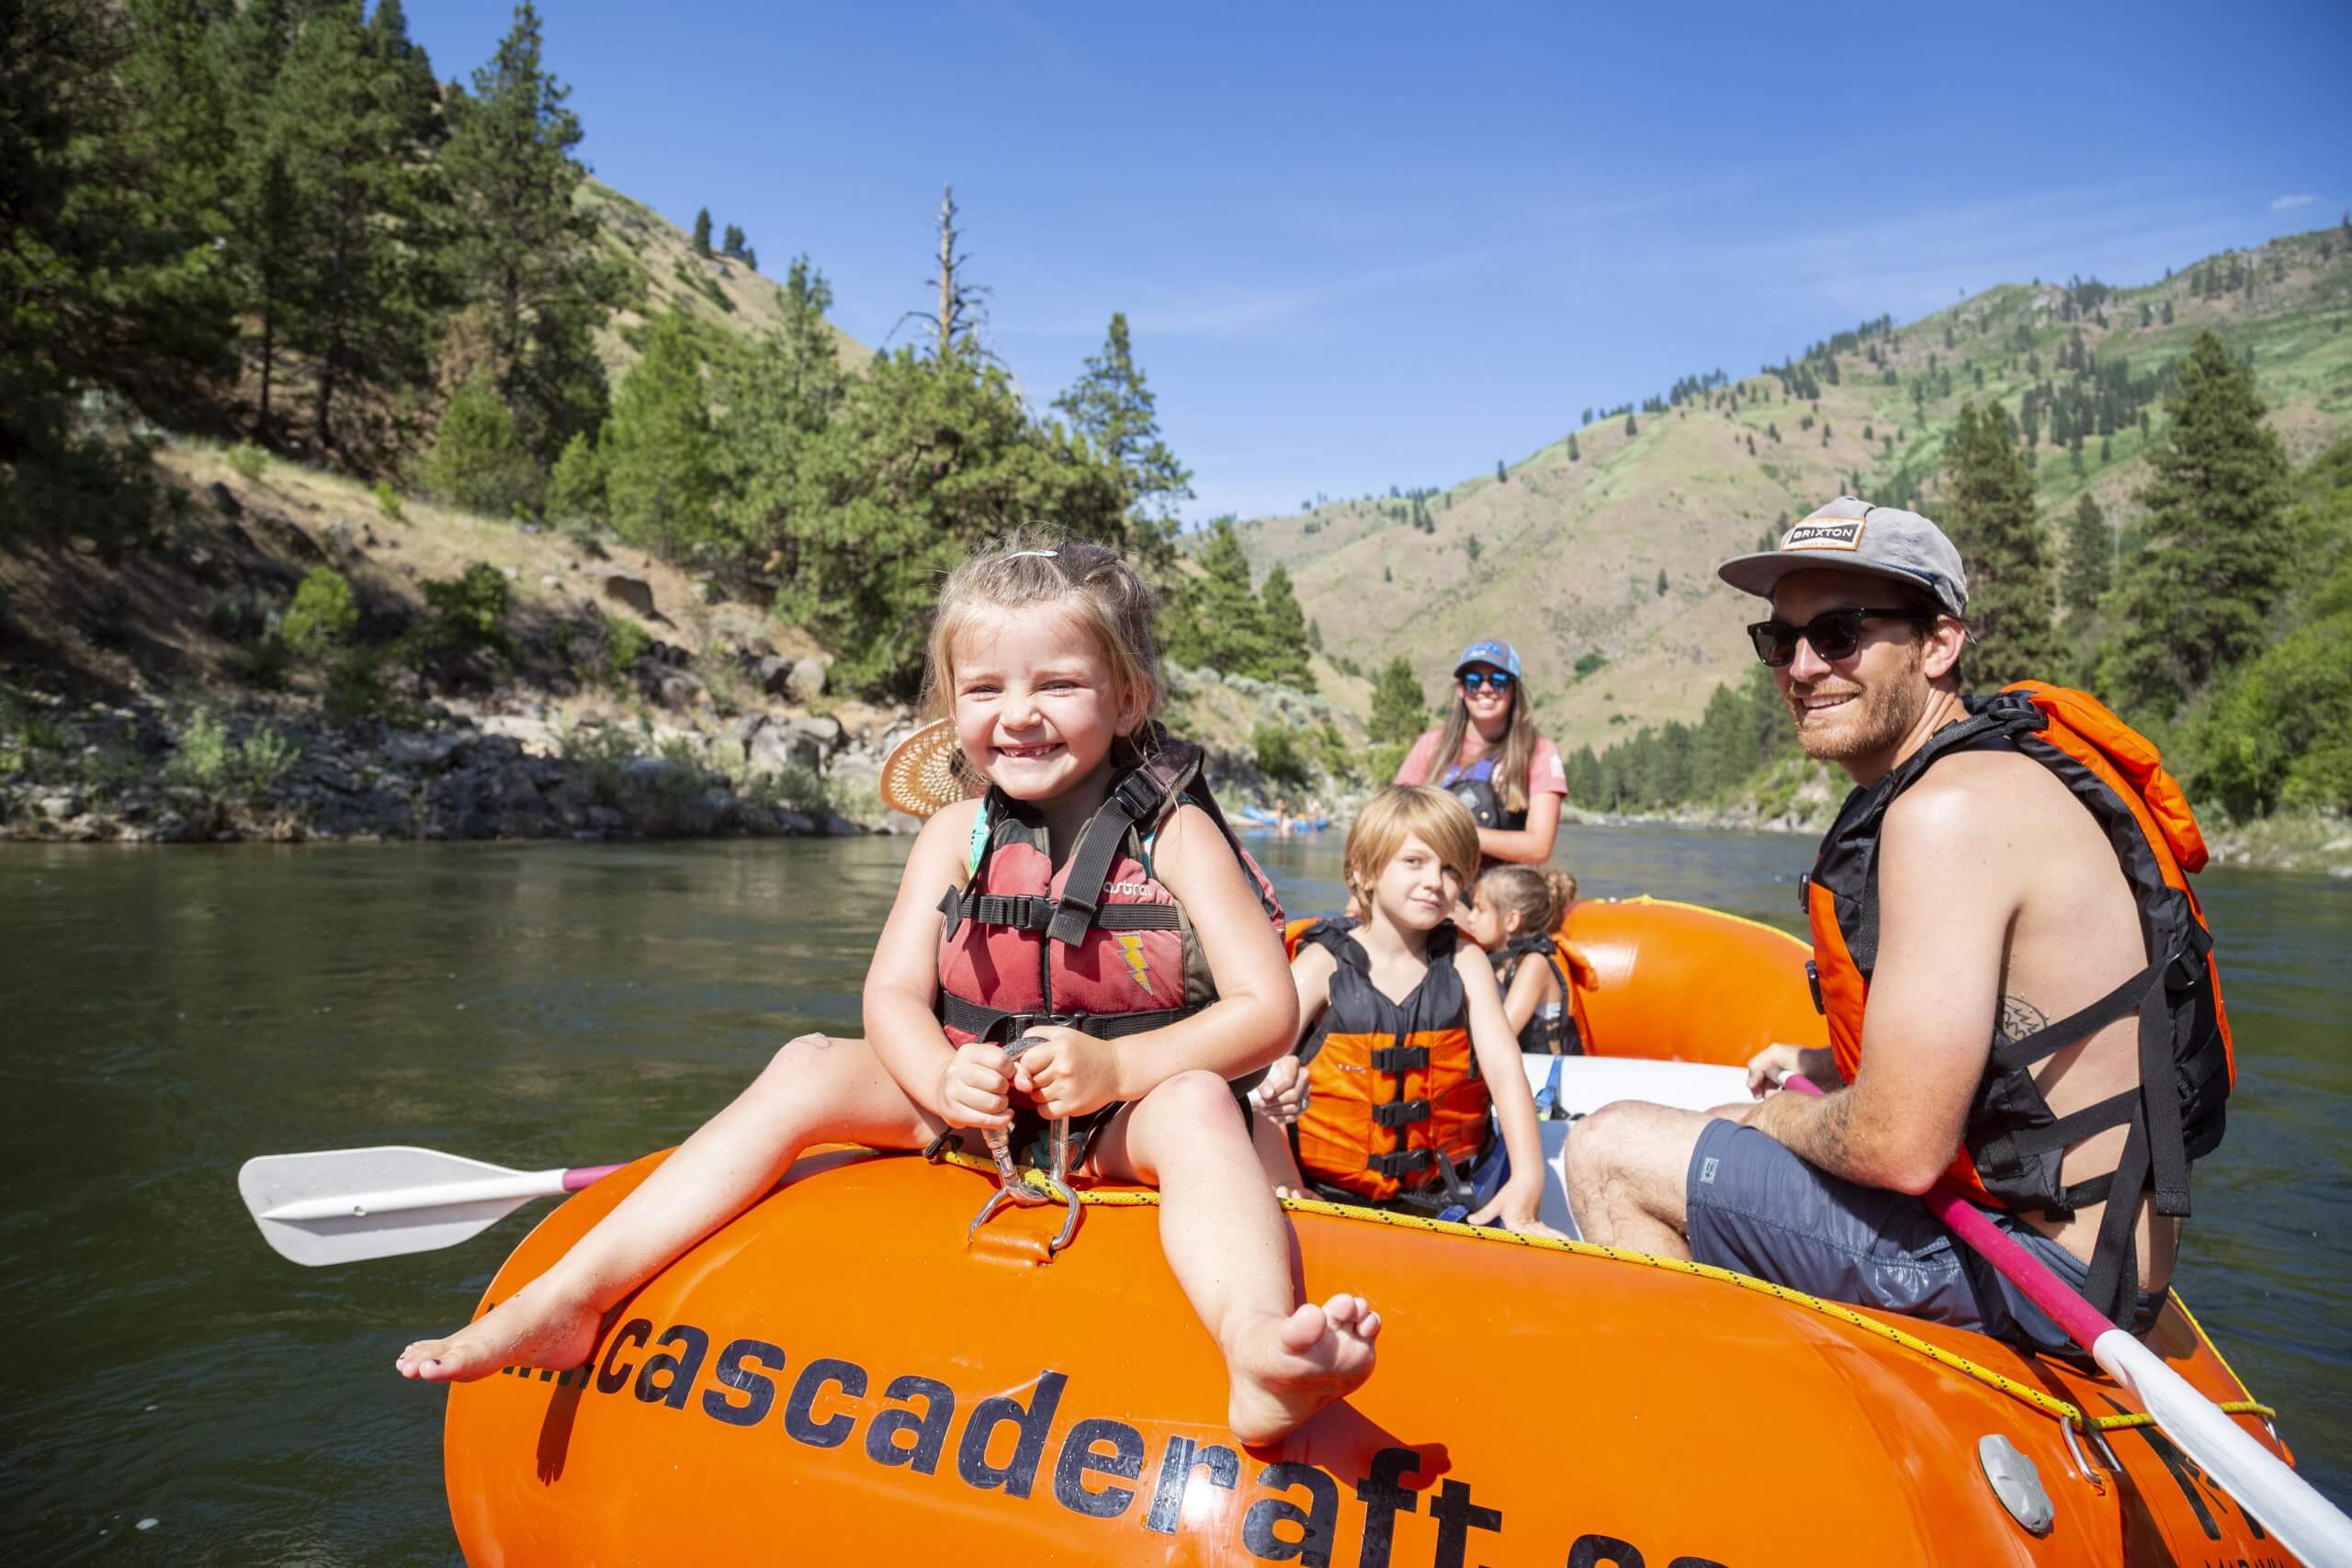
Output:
[1392,637,1566,870]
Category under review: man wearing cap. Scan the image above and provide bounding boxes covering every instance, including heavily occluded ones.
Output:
[1392,637,1566,871]
[1565,497,2231,1351]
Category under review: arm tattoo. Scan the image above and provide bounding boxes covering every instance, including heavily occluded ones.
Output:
[1997,993,2049,1043]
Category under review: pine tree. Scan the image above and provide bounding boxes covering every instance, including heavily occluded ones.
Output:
[1051,312,1192,569]
[1567,434,1580,462]
[1161,520,1275,679]
[420,367,542,516]
[692,207,713,256]
[1656,567,1669,595]
[2063,493,2109,616]
[1941,400,2064,686]
[721,222,745,259]
[1369,656,1428,746]
[710,258,849,562]
[545,430,606,527]
[1257,566,1317,691]
[1624,412,1638,437]
[2100,332,2294,715]
[261,0,442,450]
[439,2,616,461]
[603,312,718,558]
[1496,458,1508,484]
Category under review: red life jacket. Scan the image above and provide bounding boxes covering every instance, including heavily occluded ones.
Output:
[1804,682,2233,1319]
[1283,918,1491,1208]
[934,742,1283,1064]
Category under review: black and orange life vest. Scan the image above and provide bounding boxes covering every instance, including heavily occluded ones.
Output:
[934,743,1283,1068]
[1804,682,2233,1320]
[1284,918,1491,1206]
[1493,933,1580,1055]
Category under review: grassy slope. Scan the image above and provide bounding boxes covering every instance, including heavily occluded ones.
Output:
[578,180,867,377]
[1228,227,2352,753]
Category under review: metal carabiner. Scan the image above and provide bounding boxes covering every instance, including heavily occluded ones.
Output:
[964,1034,1082,1256]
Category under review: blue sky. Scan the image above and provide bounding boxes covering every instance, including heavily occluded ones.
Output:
[401,0,2350,524]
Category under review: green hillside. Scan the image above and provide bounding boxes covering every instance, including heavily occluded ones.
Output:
[576,180,865,378]
[1228,225,2352,752]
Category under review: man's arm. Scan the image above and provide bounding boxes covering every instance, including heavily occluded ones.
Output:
[1747,772,2014,1193]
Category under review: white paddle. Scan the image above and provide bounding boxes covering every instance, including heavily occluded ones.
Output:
[1782,1077,2352,1565]
[237,1145,623,1268]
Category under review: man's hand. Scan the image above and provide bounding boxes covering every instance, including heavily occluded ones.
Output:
[1013,1026,1124,1120]
[1248,1054,1308,1125]
[1747,1043,1834,1098]
[1468,1171,1563,1238]
[940,1044,1014,1130]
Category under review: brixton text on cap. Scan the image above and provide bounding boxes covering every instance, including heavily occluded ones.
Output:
[1715,496,1968,616]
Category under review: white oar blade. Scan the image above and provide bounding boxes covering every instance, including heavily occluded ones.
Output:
[239,1145,536,1269]
[2097,1329,2352,1568]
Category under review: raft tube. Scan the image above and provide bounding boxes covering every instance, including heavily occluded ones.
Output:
[1560,895,1827,1066]
[444,898,2307,1567]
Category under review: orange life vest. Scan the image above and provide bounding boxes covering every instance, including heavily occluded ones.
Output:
[935,743,1283,1068]
[1804,682,2233,1319]
[1283,918,1491,1207]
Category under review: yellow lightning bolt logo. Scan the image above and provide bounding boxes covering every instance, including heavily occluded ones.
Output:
[1115,933,1155,998]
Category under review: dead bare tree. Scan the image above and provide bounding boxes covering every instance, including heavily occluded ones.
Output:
[893,185,995,363]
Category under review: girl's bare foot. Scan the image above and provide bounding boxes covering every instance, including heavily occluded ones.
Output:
[394,1281,604,1384]
[1225,1292,1381,1444]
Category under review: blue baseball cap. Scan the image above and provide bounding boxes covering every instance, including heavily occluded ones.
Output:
[1453,638,1522,679]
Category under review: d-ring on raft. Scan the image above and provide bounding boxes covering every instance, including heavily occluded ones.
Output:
[961,1034,1080,1255]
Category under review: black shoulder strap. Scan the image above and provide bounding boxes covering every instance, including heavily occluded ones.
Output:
[1045,745,1202,946]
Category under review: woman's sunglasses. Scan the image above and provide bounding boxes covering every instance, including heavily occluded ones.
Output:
[1459,671,1514,692]
[1746,608,1931,668]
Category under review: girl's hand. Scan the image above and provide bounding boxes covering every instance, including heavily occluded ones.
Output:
[1013,1026,1123,1120]
[1468,1171,1561,1238]
[1247,1054,1308,1125]
[940,1044,1015,1130]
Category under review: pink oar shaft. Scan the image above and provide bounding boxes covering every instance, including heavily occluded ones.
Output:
[561,1163,626,1192]
[1781,1074,2114,1349]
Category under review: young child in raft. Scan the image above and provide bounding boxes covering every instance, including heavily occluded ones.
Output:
[1465,864,1582,1055]
[1248,786,1557,1233]
[396,536,1379,1444]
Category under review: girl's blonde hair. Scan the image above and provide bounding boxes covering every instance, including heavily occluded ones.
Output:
[919,530,1162,733]
[1344,785,1480,905]
[1476,863,1578,937]
[1428,655,1544,815]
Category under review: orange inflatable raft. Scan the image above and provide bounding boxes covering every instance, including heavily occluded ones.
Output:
[444,899,2305,1567]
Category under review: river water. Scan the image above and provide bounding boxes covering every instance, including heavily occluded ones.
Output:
[0,826,2344,1562]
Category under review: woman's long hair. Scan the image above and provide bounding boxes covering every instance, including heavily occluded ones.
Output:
[1429,671,1540,816]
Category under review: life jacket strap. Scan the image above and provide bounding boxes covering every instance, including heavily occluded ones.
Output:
[1367,1148,1435,1179]
[939,991,1195,1043]
[941,886,1182,937]
[1372,1099,1432,1128]
[1369,1044,1430,1073]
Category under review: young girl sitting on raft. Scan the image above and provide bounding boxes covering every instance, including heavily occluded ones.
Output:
[397,536,1379,1444]
[1249,786,1556,1232]
[1466,864,1583,1055]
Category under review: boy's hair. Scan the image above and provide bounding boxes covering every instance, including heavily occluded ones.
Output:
[1476,863,1578,936]
[920,530,1162,731]
[1344,785,1480,904]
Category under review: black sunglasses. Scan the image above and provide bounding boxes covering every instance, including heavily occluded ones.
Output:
[1459,670,1514,692]
[1746,607,1932,667]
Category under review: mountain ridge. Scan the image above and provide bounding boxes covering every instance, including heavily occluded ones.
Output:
[1226,223,2352,751]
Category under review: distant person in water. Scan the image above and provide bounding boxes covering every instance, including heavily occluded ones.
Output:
[396,534,1378,1444]
[1566,498,2233,1351]
[1393,638,1566,872]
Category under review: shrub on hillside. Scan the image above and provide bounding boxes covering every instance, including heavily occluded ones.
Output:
[280,567,358,660]
[545,431,606,529]
[420,370,544,519]
[421,563,512,653]
[224,441,268,483]
[1253,724,1312,791]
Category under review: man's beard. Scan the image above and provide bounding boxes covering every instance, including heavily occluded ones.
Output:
[1787,640,1928,764]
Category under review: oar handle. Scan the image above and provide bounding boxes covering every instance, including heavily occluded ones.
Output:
[563,1163,625,1191]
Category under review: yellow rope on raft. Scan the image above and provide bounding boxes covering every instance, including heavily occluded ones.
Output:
[935,1149,2278,1438]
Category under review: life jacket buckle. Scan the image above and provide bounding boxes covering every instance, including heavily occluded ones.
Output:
[1806,959,1825,1016]
[1368,1148,1435,1179]
[1368,1044,1431,1073]
[1373,1099,1432,1128]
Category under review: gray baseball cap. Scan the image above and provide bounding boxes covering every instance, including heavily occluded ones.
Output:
[1716,496,1968,616]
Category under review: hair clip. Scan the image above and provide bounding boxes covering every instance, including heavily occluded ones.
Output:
[1004,548,1058,559]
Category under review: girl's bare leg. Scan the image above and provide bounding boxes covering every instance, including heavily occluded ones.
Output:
[1091,1071,1378,1445]
[396,1033,940,1382]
